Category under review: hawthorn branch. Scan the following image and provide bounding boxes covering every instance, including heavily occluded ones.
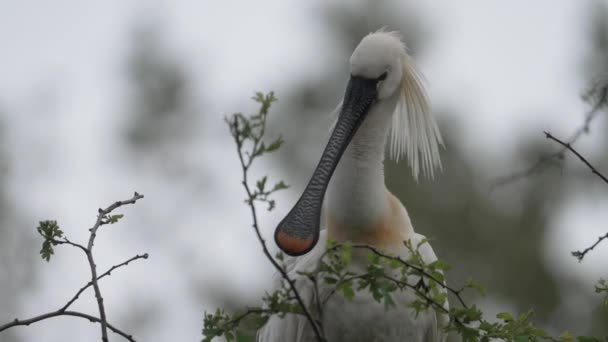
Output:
[1,192,146,342]
[572,233,608,262]
[61,253,149,312]
[87,192,144,342]
[543,131,608,260]
[0,253,147,341]
[216,307,290,334]
[543,131,608,184]
[493,78,608,188]
[52,237,88,254]
[228,116,326,341]
[318,243,469,308]
[0,311,135,342]
[314,245,466,330]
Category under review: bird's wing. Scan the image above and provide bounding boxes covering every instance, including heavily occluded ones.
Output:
[257,231,328,342]
[412,233,450,342]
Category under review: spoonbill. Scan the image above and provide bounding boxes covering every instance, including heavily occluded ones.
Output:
[258,29,447,342]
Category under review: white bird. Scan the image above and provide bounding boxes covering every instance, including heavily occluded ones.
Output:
[258,29,448,342]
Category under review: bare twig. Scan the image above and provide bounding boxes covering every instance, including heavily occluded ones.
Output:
[492,79,608,188]
[61,253,149,312]
[0,192,146,342]
[0,311,136,342]
[543,131,608,184]
[228,116,326,341]
[219,307,285,332]
[0,253,147,341]
[542,132,608,260]
[54,237,88,253]
[572,233,608,262]
[87,192,144,342]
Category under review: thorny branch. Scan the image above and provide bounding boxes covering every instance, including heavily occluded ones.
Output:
[225,94,325,341]
[493,77,608,188]
[0,192,146,342]
[353,244,469,308]
[61,253,149,312]
[0,311,136,342]
[572,233,608,262]
[0,253,147,341]
[87,192,144,341]
[208,92,608,342]
[543,131,608,185]
[214,93,487,341]
[543,130,608,261]
[313,242,467,329]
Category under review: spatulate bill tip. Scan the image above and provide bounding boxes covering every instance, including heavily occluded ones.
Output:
[275,228,318,256]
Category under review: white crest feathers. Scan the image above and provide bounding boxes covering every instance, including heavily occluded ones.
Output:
[388,36,443,181]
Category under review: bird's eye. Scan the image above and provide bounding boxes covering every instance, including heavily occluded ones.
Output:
[377,72,388,81]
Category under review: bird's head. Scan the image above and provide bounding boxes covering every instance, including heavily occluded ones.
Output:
[350,31,405,100]
[274,30,443,256]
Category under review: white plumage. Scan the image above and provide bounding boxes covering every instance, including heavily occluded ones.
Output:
[261,29,447,342]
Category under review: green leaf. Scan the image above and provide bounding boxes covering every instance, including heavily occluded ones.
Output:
[532,328,549,338]
[560,331,574,341]
[496,312,514,322]
[272,181,289,192]
[428,259,450,271]
[464,277,486,296]
[339,281,355,301]
[514,336,528,342]
[36,220,64,262]
[323,276,338,284]
[576,337,601,342]
[265,137,284,152]
[341,242,353,265]
[107,214,124,224]
[256,176,267,192]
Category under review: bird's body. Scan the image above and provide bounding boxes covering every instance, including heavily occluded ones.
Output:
[260,30,447,342]
[258,231,447,342]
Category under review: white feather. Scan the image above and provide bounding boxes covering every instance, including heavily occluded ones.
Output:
[259,29,448,341]
[331,30,443,181]
[389,44,443,181]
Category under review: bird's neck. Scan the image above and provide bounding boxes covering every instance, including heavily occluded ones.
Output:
[326,93,401,242]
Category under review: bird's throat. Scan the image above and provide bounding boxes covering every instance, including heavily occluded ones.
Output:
[326,102,394,238]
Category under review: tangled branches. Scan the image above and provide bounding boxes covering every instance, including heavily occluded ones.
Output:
[0,192,147,341]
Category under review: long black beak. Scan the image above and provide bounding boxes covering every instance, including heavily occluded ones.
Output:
[275,76,378,256]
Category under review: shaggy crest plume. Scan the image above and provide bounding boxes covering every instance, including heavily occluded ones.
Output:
[376,30,444,180]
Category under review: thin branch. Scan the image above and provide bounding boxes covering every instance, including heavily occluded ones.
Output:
[572,232,608,262]
[51,237,88,254]
[316,263,462,328]
[543,131,608,184]
[0,252,147,342]
[86,191,144,342]
[381,274,451,315]
[1,192,146,341]
[221,307,290,332]
[356,244,468,308]
[492,81,607,188]
[542,132,608,260]
[61,253,149,312]
[229,116,326,341]
[0,311,136,342]
[318,243,469,309]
